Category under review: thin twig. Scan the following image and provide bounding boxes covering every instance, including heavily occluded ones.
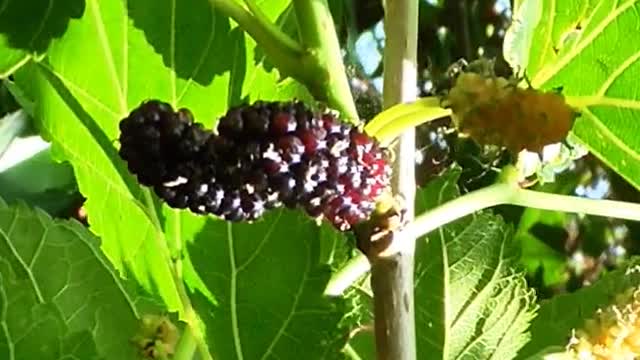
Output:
[326,179,640,296]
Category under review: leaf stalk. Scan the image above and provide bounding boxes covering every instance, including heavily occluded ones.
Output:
[208,0,306,81]
[210,0,359,121]
[291,0,359,121]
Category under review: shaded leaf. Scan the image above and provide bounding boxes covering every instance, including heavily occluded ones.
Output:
[0,0,84,77]
[505,0,640,190]
[0,198,157,360]
[515,174,582,288]
[188,209,352,360]
[415,168,537,359]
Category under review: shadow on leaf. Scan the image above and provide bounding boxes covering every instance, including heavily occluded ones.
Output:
[0,0,85,53]
[126,0,242,88]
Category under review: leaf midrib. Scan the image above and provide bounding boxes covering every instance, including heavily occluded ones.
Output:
[228,223,245,360]
[0,210,45,303]
[88,0,126,113]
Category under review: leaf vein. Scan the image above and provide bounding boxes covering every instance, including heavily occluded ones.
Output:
[89,0,127,113]
[0,211,45,303]
[228,223,245,360]
[597,49,640,95]
[533,0,639,87]
[259,235,311,360]
[177,5,218,103]
[236,211,282,272]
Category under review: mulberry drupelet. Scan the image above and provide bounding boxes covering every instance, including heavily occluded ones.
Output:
[118,100,391,231]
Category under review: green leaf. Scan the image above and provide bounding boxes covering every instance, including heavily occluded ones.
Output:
[187,209,352,359]
[519,257,640,358]
[516,207,567,287]
[14,0,311,312]
[0,0,84,77]
[414,168,537,359]
[0,198,158,360]
[505,0,640,190]
[345,290,375,360]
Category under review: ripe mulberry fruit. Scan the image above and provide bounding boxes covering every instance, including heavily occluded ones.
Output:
[119,100,391,231]
[213,101,390,231]
[118,100,211,187]
[118,100,263,221]
[442,67,577,154]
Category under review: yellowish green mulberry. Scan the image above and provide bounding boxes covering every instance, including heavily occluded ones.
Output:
[566,287,640,359]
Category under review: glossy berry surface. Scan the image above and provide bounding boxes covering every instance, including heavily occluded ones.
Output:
[119,100,391,231]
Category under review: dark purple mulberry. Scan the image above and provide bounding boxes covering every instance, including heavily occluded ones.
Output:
[118,100,211,186]
[118,100,391,231]
[213,101,390,231]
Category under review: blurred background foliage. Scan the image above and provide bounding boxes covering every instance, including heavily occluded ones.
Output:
[1,0,638,300]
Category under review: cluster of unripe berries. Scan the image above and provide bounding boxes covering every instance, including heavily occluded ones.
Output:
[565,287,640,359]
[442,64,576,154]
[118,100,390,231]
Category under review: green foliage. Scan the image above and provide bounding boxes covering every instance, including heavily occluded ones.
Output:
[516,175,582,288]
[2,1,354,358]
[0,198,158,360]
[0,0,639,359]
[414,168,537,359]
[187,210,353,359]
[505,0,640,190]
[516,207,567,287]
[11,0,310,312]
[0,0,84,76]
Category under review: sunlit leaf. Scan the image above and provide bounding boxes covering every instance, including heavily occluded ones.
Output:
[14,0,310,312]
[415,168,537,359]
[505,0,640,190]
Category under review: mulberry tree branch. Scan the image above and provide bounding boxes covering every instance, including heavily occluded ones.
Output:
[368,0,419,359]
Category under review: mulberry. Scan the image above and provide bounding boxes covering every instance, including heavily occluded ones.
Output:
[212,101,390,231]
[566,287,640,359]
[118,100,211,187]
[442,67,577,154]
[118,100,391,231]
